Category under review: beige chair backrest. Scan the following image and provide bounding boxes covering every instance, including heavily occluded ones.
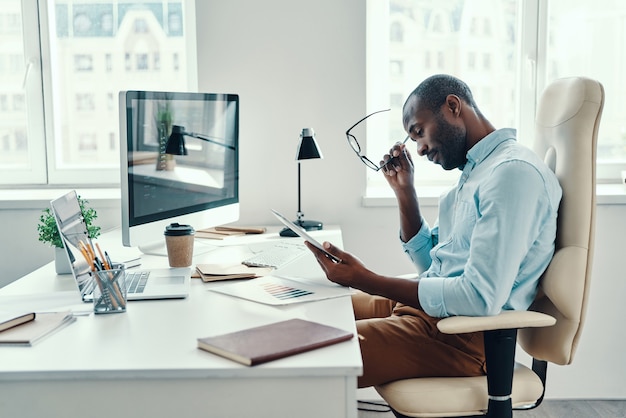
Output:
[519,77,604,365]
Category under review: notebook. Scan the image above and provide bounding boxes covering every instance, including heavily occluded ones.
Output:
[50,191,190,301]
[197,318,354,366]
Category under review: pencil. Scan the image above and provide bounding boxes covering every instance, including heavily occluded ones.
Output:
[95,243,111,270]
[85,241,96,263]
[78,241,94,271]
[107,270,126,310]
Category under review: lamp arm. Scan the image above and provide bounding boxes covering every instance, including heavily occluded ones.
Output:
[188,132,236,150]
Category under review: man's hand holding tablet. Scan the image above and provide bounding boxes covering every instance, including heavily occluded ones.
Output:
[271,209,342,264]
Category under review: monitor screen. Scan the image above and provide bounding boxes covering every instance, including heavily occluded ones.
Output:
[119,90,239,254]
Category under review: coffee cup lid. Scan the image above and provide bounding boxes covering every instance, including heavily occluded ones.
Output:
[164,223,195,236]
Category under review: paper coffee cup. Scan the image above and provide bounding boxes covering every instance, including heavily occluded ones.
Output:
[164,223,195,267]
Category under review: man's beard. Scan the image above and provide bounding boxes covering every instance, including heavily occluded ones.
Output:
[431,112,467,170]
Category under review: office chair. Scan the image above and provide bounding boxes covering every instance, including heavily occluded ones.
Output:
[374,76,605,418]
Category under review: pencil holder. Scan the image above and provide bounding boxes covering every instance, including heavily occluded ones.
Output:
[93,265,127,314]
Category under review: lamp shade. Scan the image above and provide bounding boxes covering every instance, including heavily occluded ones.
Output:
[165,125,188,155]
[296,128,323,160]
[166,124,235,154]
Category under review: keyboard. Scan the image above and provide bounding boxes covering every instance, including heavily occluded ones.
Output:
[125,270,150,294]
[241,242,307,268]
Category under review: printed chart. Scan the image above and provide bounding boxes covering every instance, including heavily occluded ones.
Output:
[211,276,352,305]
[258,282,314,300]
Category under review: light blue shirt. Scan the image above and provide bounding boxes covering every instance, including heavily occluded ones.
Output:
[403,128,562,318]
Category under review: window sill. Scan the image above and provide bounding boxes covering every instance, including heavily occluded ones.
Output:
[2,184,625,210]
[362,183,626,207]
[0,188,121,210]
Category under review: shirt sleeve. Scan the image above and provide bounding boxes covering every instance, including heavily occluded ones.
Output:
[400,216,436,274]
[418,159,556,317]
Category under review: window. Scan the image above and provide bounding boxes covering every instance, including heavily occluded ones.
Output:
[74,54,93,72]
[75,93,95,111]
[0,0,197,185]
[468,52,476,70]
[367,0,625,196]
[390,21,404,42]
[390,60,404,77]
[134,18,148,33]
[136,53,149,71]
[105,53,112,72]
[545,0,625,179]
[154,52,161,70]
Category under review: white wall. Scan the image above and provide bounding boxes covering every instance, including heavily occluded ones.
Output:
[1,0,624,400]
[192,0,422,280]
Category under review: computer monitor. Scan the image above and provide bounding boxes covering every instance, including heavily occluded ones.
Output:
[119,90,239,254]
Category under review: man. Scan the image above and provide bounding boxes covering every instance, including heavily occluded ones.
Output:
[306,74,562,388]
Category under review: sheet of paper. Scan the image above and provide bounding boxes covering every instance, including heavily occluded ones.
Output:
[210,275,353,306]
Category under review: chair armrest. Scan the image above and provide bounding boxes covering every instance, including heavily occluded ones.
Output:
[437,310,556,334]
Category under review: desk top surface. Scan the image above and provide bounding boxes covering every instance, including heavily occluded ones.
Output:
[0,227,362,381]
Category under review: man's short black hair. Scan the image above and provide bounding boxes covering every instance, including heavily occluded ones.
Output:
[406,74,478,114]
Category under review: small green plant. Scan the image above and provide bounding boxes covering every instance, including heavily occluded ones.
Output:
[37,196,101,248]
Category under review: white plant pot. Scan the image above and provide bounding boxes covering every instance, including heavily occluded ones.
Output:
[54,247,72,275]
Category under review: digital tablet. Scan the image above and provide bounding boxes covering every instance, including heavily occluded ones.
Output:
[271,209,342,263]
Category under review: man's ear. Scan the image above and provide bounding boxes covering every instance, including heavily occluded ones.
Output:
[445,94,462,117]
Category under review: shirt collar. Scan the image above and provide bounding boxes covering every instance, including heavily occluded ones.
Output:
[457,128,516,189]
[466,128,517,166]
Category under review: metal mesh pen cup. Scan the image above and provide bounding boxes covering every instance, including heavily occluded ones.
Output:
[93,265,127,314]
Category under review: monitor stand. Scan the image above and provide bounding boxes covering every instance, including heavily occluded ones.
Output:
[138,241,168,257]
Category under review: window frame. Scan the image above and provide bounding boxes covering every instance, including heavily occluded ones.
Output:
[6,0,47,185]
[2,0,198,187]
[365,0,623,198]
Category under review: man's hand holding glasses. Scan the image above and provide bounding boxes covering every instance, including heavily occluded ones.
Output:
[345,108,410,172]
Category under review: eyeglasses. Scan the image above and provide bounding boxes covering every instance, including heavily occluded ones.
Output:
[346,109,410,171]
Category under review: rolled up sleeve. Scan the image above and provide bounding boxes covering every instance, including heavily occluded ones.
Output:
[401,216,436,274]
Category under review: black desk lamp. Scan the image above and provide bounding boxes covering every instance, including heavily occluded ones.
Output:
[165,124,235,155]
[280,128,324,237]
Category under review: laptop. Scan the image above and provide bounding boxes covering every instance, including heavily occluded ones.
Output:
[50,190,190,301]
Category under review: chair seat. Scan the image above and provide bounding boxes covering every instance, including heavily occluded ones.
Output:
[375,362,544,418]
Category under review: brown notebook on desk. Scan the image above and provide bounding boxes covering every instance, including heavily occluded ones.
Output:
[196,226,267,240]
[197,318,353,366]
[214,226,266,234]
[0,312,35,332]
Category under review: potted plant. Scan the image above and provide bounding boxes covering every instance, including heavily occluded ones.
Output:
[37,196,101,274]
[155,101,175,171]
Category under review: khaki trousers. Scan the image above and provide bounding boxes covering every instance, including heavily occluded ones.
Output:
[353,291,486,388]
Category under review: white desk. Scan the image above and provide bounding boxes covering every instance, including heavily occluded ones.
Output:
[0,227,362,418]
